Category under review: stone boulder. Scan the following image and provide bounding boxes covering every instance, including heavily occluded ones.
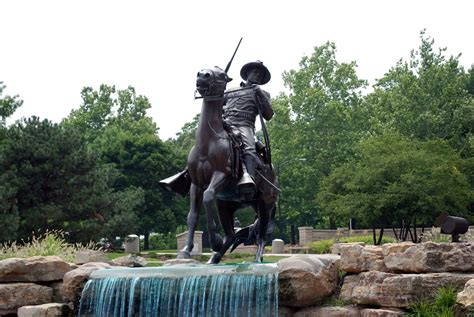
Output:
[294,306,361,317]
[17,303,72,317]
[341,271,474,308]
[111,254,147,267]
[74,250,108,265]
[278,254,339,307]
[163,258,200,266]
[61,262,113,303]
[383,242,474,273]
[457,278,474,308]
[0,283,52,310]
[360,308,405,317]
[339,244,388,273]
[0,256,73,282]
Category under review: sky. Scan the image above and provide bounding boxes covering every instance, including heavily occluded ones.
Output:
[2,0,473,140]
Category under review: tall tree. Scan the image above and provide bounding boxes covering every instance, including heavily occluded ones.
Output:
[66,85,185,248]
[0,82,23,126]
[0,117,143,243]
[268,42,368,241]
[363,31,473,156]
[318,133,473,243]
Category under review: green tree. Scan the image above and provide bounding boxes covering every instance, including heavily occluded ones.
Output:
[0,82,23,125]
[268,42,368,241]
[66,85,185,249]
[0,117,143,243]
[363,31,474,156]
[318,133,473,243]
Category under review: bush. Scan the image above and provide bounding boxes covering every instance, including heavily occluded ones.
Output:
[141,233,177,250]
[0,230,96,262]
[339,235,396,244]
[308,239,334,254]
[408,285,458,317]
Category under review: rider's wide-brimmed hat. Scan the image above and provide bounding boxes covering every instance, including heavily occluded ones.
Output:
[240,60,271,85]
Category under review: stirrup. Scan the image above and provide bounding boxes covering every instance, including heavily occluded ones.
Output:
[237,172,256,195]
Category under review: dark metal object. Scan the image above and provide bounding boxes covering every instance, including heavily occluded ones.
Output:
[225,37,243,74]
[434,212,469,242]
[161,66,279,264]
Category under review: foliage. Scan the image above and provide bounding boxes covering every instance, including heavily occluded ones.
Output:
[142,233,177,250]
[269,42,368,240]
[308,239,334,254]
[408,285,458,317]
[318,133,473,240]
[0,117,143,243]
[338,235,396,244]
[363,31,473,157]
[65,84,186,247]
[0,230,96,262]
[0,82,23,125]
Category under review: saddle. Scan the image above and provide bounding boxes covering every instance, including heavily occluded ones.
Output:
[159,123,271,197]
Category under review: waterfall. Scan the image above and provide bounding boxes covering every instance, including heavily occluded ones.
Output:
[78,264,279,317]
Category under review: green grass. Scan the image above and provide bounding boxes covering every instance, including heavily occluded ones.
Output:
[407,285,458,317]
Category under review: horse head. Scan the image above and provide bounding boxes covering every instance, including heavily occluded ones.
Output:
[196,66,232,97]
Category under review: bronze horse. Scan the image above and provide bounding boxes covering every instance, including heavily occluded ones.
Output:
[176,66,279,264]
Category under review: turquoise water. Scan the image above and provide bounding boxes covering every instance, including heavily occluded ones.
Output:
[78,263,279,317]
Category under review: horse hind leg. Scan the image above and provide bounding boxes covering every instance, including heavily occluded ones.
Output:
[255,201,273,262]
[203,171,228,257]
[178,184,202,259]
[208,201,239,264]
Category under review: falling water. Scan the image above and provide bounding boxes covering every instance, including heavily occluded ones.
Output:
[78,263,278,317]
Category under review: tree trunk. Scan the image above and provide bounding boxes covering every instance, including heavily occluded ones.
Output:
[143,232,150,251]
[290,224,296,245]
[329,217,336,230]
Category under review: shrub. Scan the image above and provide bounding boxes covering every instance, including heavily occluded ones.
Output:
[0,230,96,262]
[308,239,334,254]
[339,235,396,244]
[408,285,458,317]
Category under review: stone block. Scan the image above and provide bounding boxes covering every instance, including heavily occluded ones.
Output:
[339,244,388,273]
[383,242,474,273]
[457,278,474,308]
[0,283,52,310]
[0,256,72,282]
[360,308,406,317]
[278,255,338,307]
[74,250,108,265]
[341,271,474,308]
[17,303,71,317]
[294,306,361,317]
[272,239,285,254]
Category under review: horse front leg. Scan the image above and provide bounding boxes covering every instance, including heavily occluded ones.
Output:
[178,184,202,259]
[255,201,272,262]
[202,171,227,263]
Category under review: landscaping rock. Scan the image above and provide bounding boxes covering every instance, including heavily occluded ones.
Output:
[360,308,406,317]
[111,254,147,267]
[61,262,113,303]
[383,242,474,273]
[47,281,63,303]
[74,250,108,265]
[0,283,52,310]
[278,306,295,317]
[332,242,365,255]
[457,278,474,308]
[0,256,73,282]
[17,303,71,317]
[339,244,388,273]
[163,258,200,266]
[341,271,474,308]
[278,255,338,307]
[294,306,361,317]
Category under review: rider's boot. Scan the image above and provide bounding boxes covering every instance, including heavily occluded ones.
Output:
[238,159,257,198]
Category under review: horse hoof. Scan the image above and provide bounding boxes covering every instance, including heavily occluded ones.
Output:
[177,251,192,259]
[207,253,222,264]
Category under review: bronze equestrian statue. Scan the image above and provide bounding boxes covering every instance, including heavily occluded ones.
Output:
[160,62,279,264]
